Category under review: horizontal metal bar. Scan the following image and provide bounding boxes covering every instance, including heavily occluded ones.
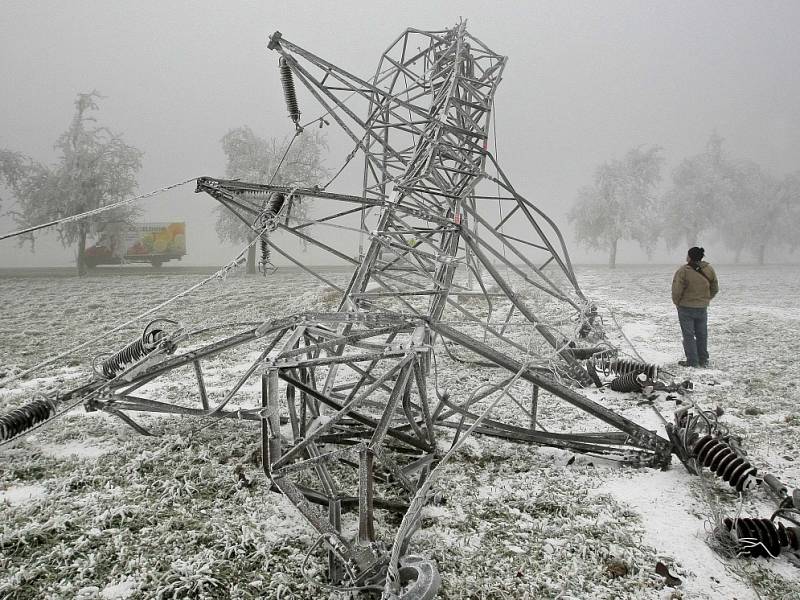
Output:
[437,421,650,462]
[106,395,268,422]
[278,371,431,453]
[430,321,672,459]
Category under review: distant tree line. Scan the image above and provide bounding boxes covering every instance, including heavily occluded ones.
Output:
[568,133,800,267]
[6,95,796,275]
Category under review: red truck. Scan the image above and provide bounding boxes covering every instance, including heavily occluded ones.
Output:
[85,222,187,268]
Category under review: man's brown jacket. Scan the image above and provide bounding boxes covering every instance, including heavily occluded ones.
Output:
[672,261,718,307]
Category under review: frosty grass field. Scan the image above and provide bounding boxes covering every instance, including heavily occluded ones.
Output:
[1,264,799,600]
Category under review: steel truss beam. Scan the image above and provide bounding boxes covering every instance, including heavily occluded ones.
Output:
[5,23,679,600]
[196,25,677,595]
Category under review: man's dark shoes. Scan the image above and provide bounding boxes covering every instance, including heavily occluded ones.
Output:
[699,361,708,368]
[678,360,698,368]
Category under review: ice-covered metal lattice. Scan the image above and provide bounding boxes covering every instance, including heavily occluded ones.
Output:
[2,23,684,597]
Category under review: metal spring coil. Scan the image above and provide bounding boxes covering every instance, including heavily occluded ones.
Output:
[0,396,57,442]
[260,192,286,231]
[594,355,658,380]
[693,435,758,492]
[612,358,658,379]
[266,192,286,217]
[256,192,287,273]
[609,371,650,392]
[100,329,164,379]
[279,57,301,125]
[723,517,800,558]
[260,234,271,270]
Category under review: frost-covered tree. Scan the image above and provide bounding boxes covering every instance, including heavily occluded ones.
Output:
[784,172,800,254]
[715,160,764,263]
[214,127,329,274]
[0,150,28,210]
[720,165,800,264]
[568,146,663,268]
[1,92,142,275]
[660,132,735,249]
[752,172,799,264]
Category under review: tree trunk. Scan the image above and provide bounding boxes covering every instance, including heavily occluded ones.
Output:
[757,244,766,266]
[608,238,618,269]
[77,227,87,277]
[246,235,257,275]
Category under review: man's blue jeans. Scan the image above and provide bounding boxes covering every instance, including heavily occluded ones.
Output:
[677,306,708,366]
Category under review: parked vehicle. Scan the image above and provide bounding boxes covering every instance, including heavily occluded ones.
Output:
[85,222,186,268]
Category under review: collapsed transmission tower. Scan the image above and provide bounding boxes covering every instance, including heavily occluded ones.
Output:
[2,23,677,598]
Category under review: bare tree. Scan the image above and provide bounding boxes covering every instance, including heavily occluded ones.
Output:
[1,92,142,275]
[214,127,329,273]
[568,146,663,268]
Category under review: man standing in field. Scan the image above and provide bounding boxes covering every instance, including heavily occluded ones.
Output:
[672,247,719,368]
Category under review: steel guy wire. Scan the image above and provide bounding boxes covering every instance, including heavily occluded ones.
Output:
[607,308,647,364]
[0,178,196,242]
[0,231,267,389]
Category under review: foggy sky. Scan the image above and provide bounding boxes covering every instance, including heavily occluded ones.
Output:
[1,0,799,267]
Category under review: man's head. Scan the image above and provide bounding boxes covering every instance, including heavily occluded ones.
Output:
[687,246,705,263]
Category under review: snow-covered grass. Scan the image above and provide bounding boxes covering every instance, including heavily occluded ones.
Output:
[1,264,799,599]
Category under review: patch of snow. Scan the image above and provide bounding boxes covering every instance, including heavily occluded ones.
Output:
[100,578,137,599]
[1,483,46,505]
[476,480,514,499]
[621,320,659,341]
[421,504,450,519]
[739,306,800,322]
[40,440,110,459]
[597,468,758,600]
[637,348,678,367]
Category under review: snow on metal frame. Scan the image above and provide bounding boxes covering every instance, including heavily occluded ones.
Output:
[1,23,684,598]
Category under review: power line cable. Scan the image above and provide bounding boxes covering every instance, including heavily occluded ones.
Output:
[0,233,265,389]
[0,178,196,242]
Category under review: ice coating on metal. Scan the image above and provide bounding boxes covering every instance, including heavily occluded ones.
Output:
[3,24,680,596]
